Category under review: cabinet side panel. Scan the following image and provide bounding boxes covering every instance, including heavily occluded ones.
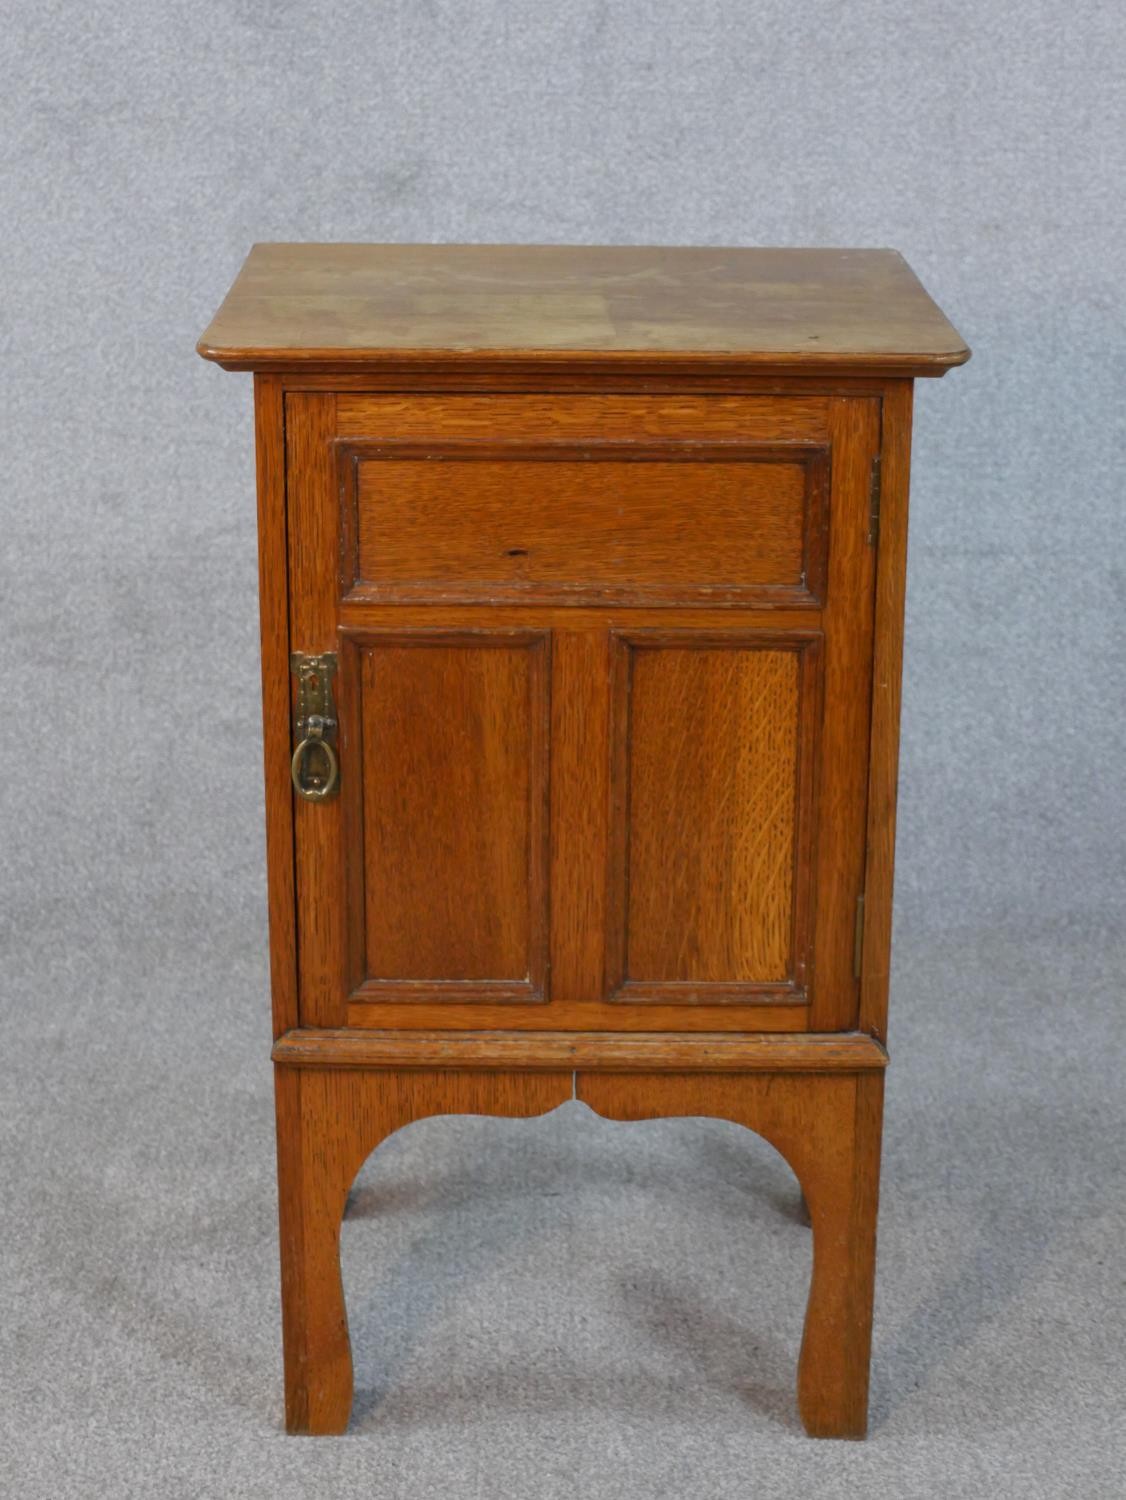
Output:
[859,381,915,1043]
[808,398,880,1031]
[254,374,297,1039]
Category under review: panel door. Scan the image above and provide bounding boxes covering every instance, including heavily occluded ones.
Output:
[283,391,878,1032]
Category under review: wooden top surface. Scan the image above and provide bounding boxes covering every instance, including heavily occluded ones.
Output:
[197,243,969,376]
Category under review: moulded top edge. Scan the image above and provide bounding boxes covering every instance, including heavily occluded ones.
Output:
[196,243,970,377]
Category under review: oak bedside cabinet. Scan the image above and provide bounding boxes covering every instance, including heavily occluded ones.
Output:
[197,243,968,1438]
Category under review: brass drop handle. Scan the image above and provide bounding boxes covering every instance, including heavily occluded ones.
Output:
[291,720,339,802]
[290,652,340,803]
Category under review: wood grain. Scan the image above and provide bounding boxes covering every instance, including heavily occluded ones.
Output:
[198,244,969,376]
[336,392,831,443]
[346,441,824,607]
[301,371,901,396]
[859,381,914,1044]
[809,398,880,1030]
[607,634,810,999]
[285,393,347,1027]
[252,374,298,1038]
[343,997,809,1031]
[549,629,611,1004]
[339,602,826,634]
[354,631,549,999]
[603,618,839,1017]
[272,1028,888,1072]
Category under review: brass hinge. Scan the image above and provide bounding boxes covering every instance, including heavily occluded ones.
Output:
[867,455,882,547]
[853,893,866,979]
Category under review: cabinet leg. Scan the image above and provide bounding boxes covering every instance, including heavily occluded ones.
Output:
[274,1066,353,1434]
[576,1067,884,1440]
[273,1063,573,1435]
[796,1071,884,1438]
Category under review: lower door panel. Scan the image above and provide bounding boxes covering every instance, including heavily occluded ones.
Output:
[345,629,550,1006]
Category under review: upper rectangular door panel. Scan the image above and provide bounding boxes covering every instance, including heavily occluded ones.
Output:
[335,393,833,609]
[340,441,828,607]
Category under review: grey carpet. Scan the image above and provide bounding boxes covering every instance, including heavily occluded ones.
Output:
[3,0,1125,1494]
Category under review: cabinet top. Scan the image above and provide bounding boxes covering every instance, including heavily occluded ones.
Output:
[197,243,969,377]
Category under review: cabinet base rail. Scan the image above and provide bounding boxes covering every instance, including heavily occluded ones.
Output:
[272,1026,888,1072]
